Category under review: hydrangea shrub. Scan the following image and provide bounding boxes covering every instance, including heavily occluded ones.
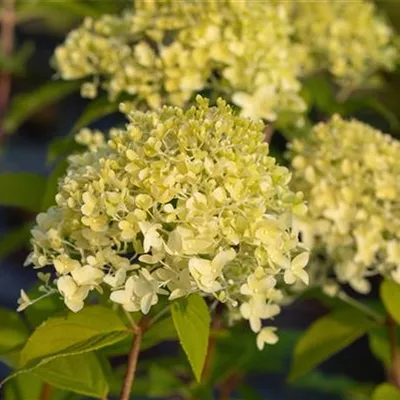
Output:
[54,0,306,122]
[22,97,308,349]
[280,0,398,86]
[290,115,400,294]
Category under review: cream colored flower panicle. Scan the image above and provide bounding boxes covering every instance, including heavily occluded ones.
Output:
[290,115,400,294]
[23,97,308,347]
[54,0,305,122]
[278,0,398,86]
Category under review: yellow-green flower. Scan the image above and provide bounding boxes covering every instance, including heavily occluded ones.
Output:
[279,0,398,86]
[23,97,308,346]
[54,0,304,122]
[290,115,400,293]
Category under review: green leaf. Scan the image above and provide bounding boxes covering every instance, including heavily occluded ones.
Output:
[373,383,400,400]
[289,308,377,381]
[171,294,210,382]
[0,223,32,261]
[17,0,111,20]
[41,160,68,210]
[0,173,46,212]
[47,96,119,164]
[369,327,400,367]
[4,373,43,400]
[24,288,64,328]
[33,353,109,398]
[209,327,299,386]
[3,372,75,400]
[47,136,82,164]
[0,42,35,75]
[381,280,400,324]
[19,305,128,370]
[147,365,183,397]
[4,81,80,133]
[143,316,178,349]
[236,385,264,400]
[301,74,337,113]
[0,308,29,355]
[71,95,120,133]
[294,371,357,395]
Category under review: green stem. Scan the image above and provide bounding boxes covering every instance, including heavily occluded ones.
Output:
[149,305,170,326]
[124,309,139,331]
[337,292,384,324]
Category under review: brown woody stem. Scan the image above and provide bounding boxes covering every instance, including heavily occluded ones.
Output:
[0,0,15,139]
[388,316,400,389]
[40,383,52,400]
[201,312,223,382]
[263,123,274,144]
[119,320,146,400]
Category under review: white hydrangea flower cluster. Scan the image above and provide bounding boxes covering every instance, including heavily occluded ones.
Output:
[54,0,305,122]
[290,115,400,294]
[279,0,398,86]
[24,97,308,349]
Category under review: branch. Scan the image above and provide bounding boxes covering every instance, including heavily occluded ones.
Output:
[119,319,146,400]
[388,316,400,389]
[0,0,16,140]
[40,383,52,400]
[201,312,223,382]
[219,372,242,400]
[337,291,385,324]
[263,123,274,144]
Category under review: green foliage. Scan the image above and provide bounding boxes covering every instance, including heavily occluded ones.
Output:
[381,280,400,324]
[146,365,187,398]
[102,316,178,356]
[171,294,211,382]
[0,173,46,212]
[47,137,82,164]
[369,327,400,367]
[41,160,69,210]
[47,96,120,163]
[293,371,372,398]
[32,353,109,398]
[210,327,299,385]
[16,0,128,30]
[0,223,32,261]
[289,308,377,381]
[0,42,35,76]
[18,305,128,371]
[4,373,47,400]
[71,95,121,133]
[0,309,29,356]
[24,287,64,328]
[373,383,400,400]
[4,81,80,134]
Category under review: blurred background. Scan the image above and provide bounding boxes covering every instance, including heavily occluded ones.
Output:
[1,1,400,399]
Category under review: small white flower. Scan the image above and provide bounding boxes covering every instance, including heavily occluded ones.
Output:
[17,290,32,312]
[283,252,309,285]
[110,276,141,312]
[256,327,279,350]
[232,85,278,121]
[189,249,236,293]
[139,222,163,253]
[240,299,280,333]
[57,276,90,312]
[71,265,104,287]
[103,268,127,288]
